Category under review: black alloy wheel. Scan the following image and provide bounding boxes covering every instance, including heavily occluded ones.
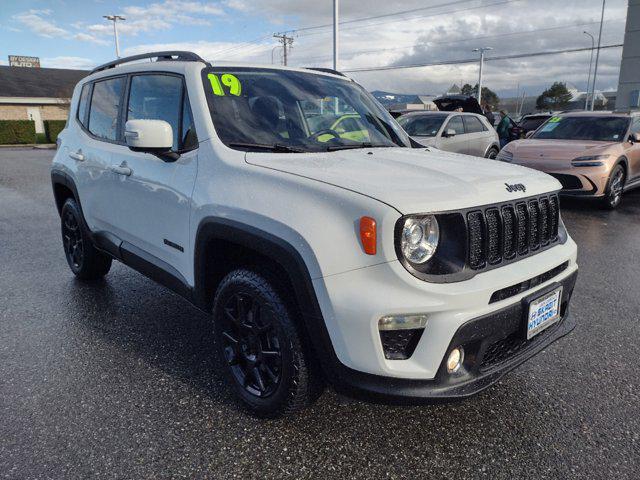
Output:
[220,292,282,398]
[63,208,84,270]
[60,198,112,279]
[212,269,323,417]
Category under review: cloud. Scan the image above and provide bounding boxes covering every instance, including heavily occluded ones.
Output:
[83,0,226,37]
[12,9,111,45]
[40,56,95,70]
[123,40,275,63]
[13,9,68,38]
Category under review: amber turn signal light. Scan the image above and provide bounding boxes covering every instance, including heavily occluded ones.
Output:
[360,216,377,255]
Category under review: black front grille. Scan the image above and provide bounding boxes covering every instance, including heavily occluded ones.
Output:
[549,173,583,190]
[467,194,560,271]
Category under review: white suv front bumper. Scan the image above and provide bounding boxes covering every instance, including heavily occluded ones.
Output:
[313,237,578,381]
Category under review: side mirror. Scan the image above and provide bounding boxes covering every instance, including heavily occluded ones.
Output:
[124,119,178,161]
[630,132,640,143]
[443,128,456,138]
[525,130,535,139]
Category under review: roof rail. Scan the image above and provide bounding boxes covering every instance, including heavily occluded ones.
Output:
[305,67,346,77]
[91,51,208,74]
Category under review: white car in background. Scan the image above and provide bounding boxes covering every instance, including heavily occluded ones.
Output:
[398,111,500,158]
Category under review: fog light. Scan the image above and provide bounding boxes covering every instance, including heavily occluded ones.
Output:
[446,347,464,373]
[378,314,428,331]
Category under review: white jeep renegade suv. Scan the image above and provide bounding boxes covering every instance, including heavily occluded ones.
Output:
[51,52,578,417]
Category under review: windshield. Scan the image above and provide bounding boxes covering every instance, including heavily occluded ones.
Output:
[533,116,630,142]
[202,67,410,152]
[398,115,447,137]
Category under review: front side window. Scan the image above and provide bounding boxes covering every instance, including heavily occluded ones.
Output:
[202,67,410,152]
[631,118,640,135]
[533,116,630,142]
[445,116,465,135]
[127,74,183,150]
[398,115,447,137]
[462,115,486,133]
[88,77,125,141]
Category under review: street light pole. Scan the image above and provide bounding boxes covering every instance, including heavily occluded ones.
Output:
[333,0,339,71]
[473,47,492,106]
[590,0,606,111]
[583,31,595,111]
[103,15,126,58]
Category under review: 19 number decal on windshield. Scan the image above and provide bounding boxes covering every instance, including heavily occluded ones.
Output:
[208,73,242,96]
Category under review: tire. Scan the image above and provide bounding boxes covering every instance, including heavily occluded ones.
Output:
[485,147,499,159]
[601,164,626,210]
[212,269,323,417]
[60,198,112,280]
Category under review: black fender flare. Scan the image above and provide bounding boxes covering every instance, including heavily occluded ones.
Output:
[193,217,345,379]
[51,169,81,216]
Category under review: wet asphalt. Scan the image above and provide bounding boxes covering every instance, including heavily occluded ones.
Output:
[0,148,639,479]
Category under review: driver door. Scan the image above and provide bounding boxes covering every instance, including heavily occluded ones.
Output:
[437,115,468,154]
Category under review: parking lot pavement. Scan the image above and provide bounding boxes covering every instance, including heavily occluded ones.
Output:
[1,148,639,479]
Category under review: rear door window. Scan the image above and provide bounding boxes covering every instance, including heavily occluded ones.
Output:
[88,77,125,141]
[77,84,91,127]
[463,116,486,133]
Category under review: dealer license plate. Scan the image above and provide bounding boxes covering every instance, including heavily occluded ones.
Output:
[526,287,562,340]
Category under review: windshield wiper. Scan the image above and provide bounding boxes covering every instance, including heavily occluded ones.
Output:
[325,143,395,151]
[228,142,307,153]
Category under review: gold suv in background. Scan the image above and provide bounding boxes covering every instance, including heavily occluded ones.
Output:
[497,112,640,208]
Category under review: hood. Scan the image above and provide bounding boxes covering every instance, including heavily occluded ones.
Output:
[507,138,618,162]
[433,95,483,114]
[246,147,560,214]
[410,136,437,147]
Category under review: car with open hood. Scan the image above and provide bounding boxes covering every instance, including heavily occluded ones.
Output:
[50,52,578,417]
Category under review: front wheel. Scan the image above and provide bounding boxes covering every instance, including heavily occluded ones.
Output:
[485,147,499,159]
[212,269,323,417]
[601,164,625,209]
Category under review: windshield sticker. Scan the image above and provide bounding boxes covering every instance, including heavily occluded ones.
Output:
[548,116,561,123]
[541,122,559,132]
[208,73,242,96]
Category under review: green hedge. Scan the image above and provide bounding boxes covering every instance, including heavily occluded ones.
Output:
[44,120,66,143]
[0,120,36,144]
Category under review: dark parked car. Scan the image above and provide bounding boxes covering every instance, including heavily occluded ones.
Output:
[519,113,553,135]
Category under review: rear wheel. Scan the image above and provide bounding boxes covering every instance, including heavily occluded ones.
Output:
[61,198,112,279]
[212,269,323,417]
[601,164,625,209]
[485,147,499,159]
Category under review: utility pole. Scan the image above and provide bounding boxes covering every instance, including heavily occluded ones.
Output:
[590,0,606,110]
[273,33,294,66]
[103,15,125,58]
[473,47,492,106]
[583,31,595,110]
[333,0,339,71]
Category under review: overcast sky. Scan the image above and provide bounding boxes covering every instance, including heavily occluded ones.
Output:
[0,0,629,97]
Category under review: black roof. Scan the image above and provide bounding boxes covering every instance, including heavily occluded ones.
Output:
[0,66,88,99]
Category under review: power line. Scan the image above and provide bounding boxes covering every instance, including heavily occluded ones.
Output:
[342,43,624,73]
[294,0,521,37]
[288,0,476,33]
[298,18,623,62]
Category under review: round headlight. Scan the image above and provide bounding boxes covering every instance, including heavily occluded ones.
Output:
[401,215,439,264]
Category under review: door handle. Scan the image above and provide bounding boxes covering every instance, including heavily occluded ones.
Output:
[69,150,84,161]
[110,164,132,176]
